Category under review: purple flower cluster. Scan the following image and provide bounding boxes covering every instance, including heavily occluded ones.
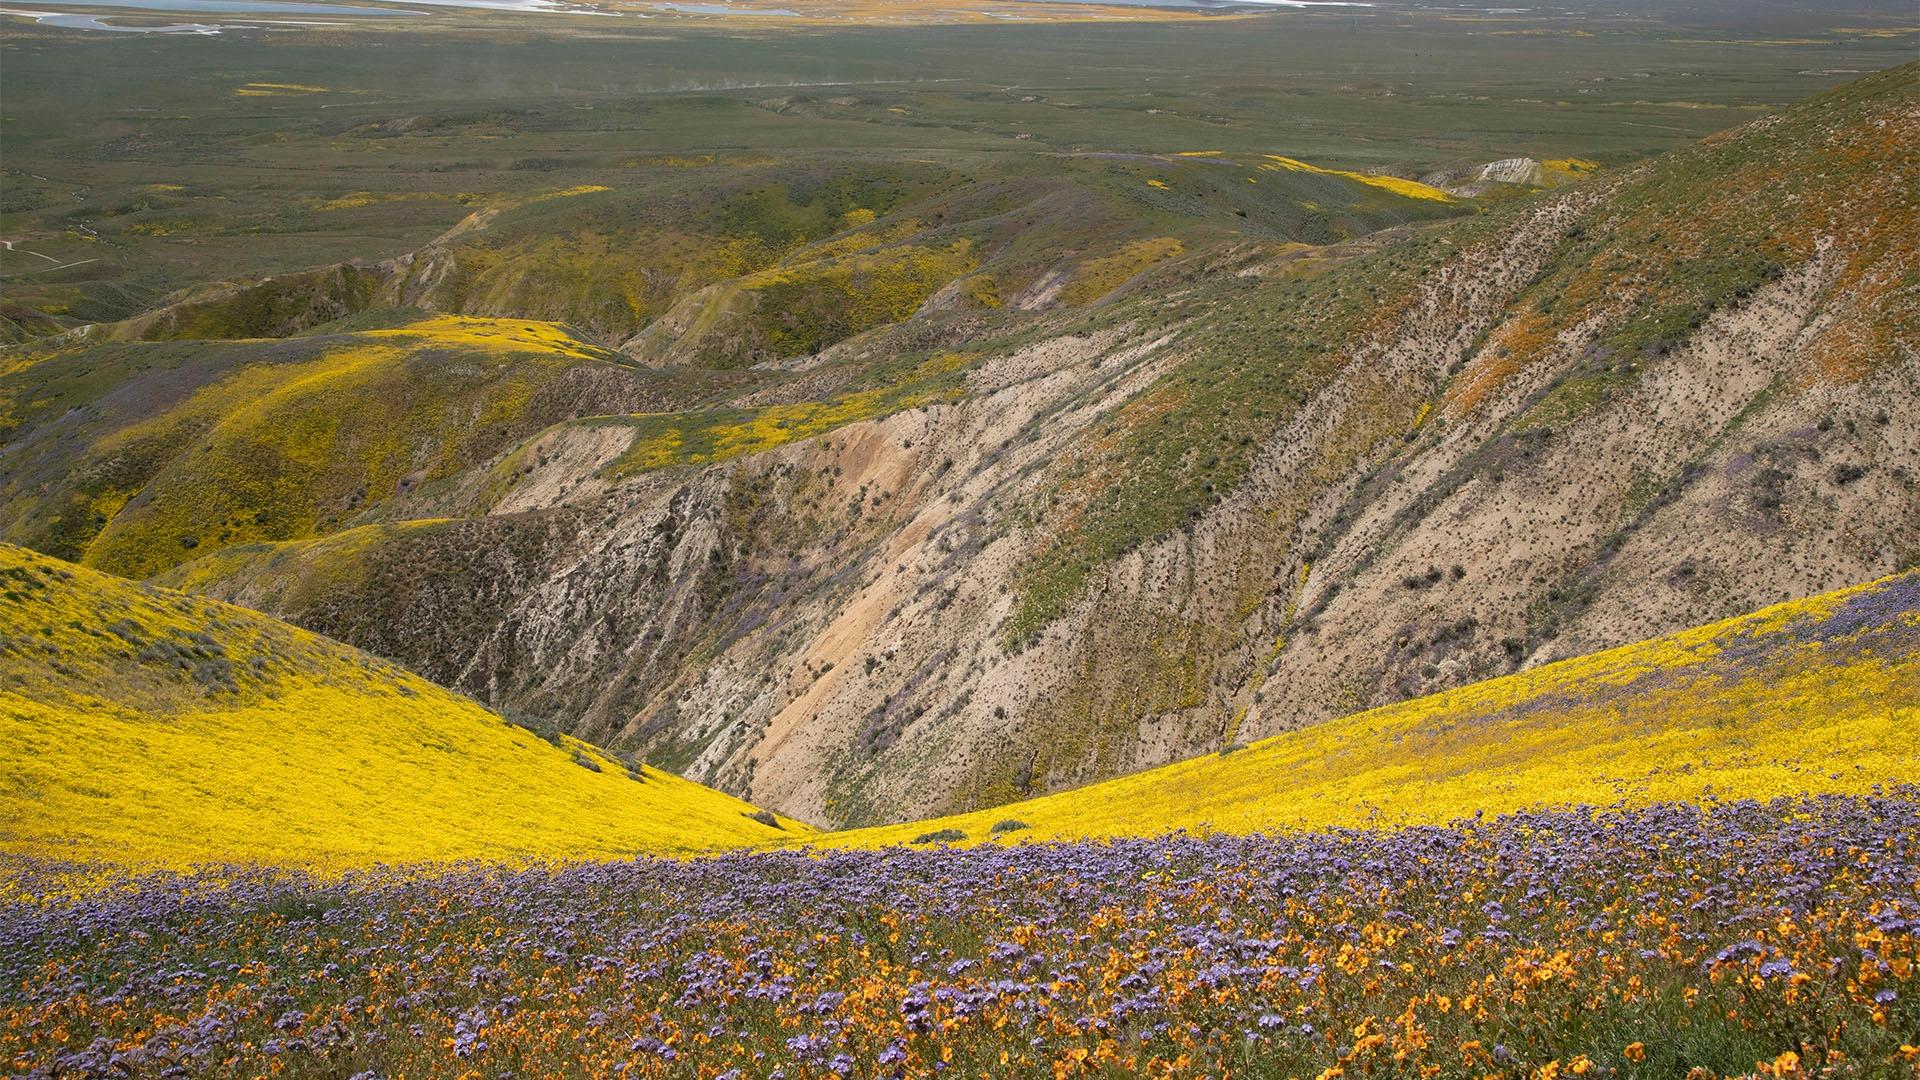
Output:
[3,792,1916,1077]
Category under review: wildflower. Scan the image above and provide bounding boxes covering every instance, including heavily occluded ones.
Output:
[2,794,1916,1078]
[784,1034,829,1062]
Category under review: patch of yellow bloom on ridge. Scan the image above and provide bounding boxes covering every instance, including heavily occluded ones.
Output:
[0,544,805,868]
[790,213,923,263]
[358,314,612,361]
[1541,158,1601,182]
[815,572,1918,849]
[1261,155,1458,203]
[311,191,448,212]
[153,518,456,598]
[530,185,613,202]
[614,383,959,474]
[1062,237,1184,305]
[1832,25,1920,37]
[234,82,335,97]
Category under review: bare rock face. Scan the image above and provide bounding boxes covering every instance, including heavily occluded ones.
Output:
[121,66,1920,827]
[1474,157,1545,187]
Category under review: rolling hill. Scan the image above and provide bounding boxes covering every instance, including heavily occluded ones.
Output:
[0,314,736,578]
[3,61,1914,831]
[0,153,1458,581]
[817,570,1920,847]
[122,64,1913,831]
[0,544,804,867]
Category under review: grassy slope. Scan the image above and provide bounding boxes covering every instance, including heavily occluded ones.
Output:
[1445,61,1917,422]
[0,316,692,579]
[819,571,1919,848]
[461,153,1459,363]
[412,167,948,346]
[1007,63,1920,645]
[0,544,805,867]
[1003,223,1478,645]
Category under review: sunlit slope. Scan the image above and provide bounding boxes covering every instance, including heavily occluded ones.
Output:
[0,544,805,866]
[819,572,1919,847]
[0,315,716,579]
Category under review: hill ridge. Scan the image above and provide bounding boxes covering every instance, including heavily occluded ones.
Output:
[0,543,804,867]
[814,569,1920,847]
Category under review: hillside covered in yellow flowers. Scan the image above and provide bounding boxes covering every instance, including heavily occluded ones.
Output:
[6,555,1914,867]
[0,544,804,867]
[820,571,1920,848]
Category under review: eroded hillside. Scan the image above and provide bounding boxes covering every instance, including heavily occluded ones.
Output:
[6,66,1915,828]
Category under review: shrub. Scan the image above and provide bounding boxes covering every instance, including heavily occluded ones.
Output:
[503,709,564,747]
[990,819,1030,835]
[259,892,340,923]
[911,828,966,845]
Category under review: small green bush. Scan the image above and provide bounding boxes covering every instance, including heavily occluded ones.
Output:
[912,828,966,845]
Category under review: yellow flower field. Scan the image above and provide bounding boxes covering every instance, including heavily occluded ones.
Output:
[820,571,1919,848]
[0,545,804,868]
[1261,154,1459,202]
